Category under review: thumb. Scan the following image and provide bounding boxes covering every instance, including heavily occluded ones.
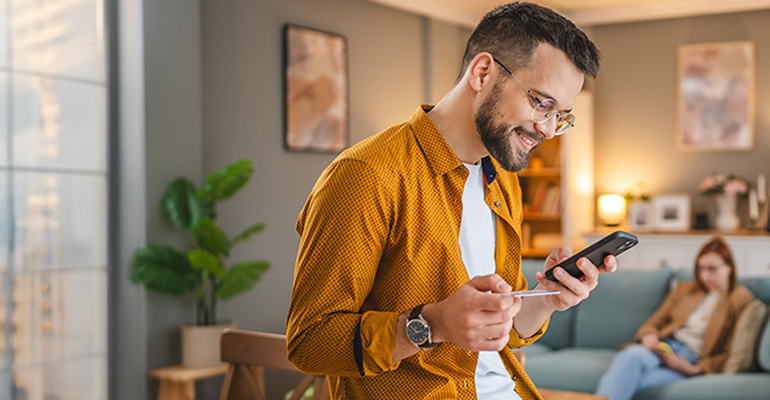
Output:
[469,274,512,293]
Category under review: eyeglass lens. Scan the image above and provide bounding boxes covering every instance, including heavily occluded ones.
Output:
[532,98,574,135]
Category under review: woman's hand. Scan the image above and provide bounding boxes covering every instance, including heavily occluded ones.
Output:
[641,333,659,352]
[661,354,704,376]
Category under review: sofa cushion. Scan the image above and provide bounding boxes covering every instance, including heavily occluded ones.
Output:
[723,299,768,373]
[525,348,616,393]
[574,268,673,349]
[632,373,770,400]
[758,304,770,372]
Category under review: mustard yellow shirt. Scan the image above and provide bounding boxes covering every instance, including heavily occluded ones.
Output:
[287,105,547,399]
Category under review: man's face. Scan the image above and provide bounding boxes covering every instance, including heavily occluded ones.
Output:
[474,81,542,172]
[474,43,584,172]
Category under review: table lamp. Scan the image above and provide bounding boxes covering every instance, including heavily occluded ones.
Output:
[598,194,626,226]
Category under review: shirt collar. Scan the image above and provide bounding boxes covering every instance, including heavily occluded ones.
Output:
[408,105,498,185]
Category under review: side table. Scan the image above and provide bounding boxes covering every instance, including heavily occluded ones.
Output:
[149,365,228,400]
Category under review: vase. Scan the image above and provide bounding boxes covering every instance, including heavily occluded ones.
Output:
[714,193,740,231]
[181,320,237,368]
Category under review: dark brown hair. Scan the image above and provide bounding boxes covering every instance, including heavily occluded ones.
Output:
[456,2,601,84]
[694,236,737,292]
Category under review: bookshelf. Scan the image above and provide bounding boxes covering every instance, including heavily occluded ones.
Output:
[519,90,594,258]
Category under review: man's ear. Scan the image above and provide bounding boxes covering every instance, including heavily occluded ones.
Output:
[467,52,495,92]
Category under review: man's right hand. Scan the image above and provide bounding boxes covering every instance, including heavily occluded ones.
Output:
[422,274,522,352]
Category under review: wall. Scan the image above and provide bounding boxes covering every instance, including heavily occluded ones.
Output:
[592,10,770,226]
[199,0,469,398]
[112,0,204,399]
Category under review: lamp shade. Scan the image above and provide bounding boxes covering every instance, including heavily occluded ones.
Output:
[598,194,626,226]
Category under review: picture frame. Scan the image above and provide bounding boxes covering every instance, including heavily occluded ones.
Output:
[284,24,349,153]
[628,201,652,232]
[676,41,755,152]
[651,194,691,231]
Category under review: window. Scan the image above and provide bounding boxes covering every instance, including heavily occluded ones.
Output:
[0,1,108,398]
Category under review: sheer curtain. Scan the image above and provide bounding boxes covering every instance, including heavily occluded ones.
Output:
[0,0,108,398]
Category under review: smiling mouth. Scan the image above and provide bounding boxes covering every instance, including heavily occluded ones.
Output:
[515,128,541,152]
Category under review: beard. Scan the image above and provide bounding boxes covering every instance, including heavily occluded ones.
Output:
[474,81,543,173]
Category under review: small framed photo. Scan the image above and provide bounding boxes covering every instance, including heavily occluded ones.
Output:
[628,201,652,232]
[284,24,349,153]
[651,194,691,231]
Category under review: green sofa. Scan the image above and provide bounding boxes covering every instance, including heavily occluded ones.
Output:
[519,263,770,400]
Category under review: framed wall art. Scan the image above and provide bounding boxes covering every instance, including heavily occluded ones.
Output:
[284,24,349,153]
[677,41,755,152]
[651,194,691,231]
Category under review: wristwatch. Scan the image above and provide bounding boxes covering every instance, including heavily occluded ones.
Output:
[406,304,440,350]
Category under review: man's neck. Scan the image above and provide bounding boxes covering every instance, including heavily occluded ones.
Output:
[428,89,489,165]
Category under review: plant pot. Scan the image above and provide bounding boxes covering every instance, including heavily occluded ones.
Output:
[181,320,237,368]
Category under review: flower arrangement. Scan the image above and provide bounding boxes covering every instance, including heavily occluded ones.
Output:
[698,174,750,198]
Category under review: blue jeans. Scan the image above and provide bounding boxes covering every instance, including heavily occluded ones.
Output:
[595,338,700,400]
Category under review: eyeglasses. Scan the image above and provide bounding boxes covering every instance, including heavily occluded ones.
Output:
[696,264,728,274]
[493,58,575,136]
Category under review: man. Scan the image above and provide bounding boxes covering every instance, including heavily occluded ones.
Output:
[287,2,610,399]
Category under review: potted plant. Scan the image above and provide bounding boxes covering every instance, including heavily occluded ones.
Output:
[129,159,270,368]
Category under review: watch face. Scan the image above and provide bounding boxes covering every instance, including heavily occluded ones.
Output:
[407,320,429,345]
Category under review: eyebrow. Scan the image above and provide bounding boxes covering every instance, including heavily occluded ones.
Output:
[528,87,573,113]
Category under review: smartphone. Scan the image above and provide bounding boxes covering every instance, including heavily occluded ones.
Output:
[498,290,561,297]
[545,231,638,281]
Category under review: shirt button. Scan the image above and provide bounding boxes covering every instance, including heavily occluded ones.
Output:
[512,375,518,381]
[494,201,500,207]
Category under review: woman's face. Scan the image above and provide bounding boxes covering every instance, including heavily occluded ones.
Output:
[696,252,732,293]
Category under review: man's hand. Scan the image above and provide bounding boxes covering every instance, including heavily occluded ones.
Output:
[423,274,522,352]
[532,246,617,312]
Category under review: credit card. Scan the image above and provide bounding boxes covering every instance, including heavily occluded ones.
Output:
[498,290,561,297]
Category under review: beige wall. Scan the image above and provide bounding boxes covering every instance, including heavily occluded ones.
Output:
[592,10,770,226]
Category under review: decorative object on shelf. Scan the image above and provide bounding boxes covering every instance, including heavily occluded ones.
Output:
[129,159,271,368]
[284,24,349,153]
[677,41,755,152]
[628,201,652,232]
[698,173,749,231]
[597,194,626,226]
[651,194,691,231]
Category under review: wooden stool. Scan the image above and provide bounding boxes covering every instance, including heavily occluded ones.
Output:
[149,365,228,400]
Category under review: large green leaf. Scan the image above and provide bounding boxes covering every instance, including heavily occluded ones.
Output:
[129,245,197,295]
[197,159,253,202]
[162,178,204,228]
[231,222,265,247]
[192,218,231,256]
[217,260,270,300]
[188,248,226,278]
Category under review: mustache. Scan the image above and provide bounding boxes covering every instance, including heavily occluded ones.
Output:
[512,126,544,146]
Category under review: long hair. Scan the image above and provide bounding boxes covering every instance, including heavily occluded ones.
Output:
[455,1,601,85]
[694,236,737,293]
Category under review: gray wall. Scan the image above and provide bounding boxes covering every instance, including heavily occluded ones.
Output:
[113,0,204,399]
[200,0,470,337]
[592,10,770,226]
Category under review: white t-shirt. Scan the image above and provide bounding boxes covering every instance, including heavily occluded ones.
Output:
[459,162,521,400]
[673,291,721,355]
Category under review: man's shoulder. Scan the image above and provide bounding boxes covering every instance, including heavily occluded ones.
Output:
[336,121,420,171]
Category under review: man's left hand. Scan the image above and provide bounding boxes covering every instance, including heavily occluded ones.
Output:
[532,246,617,312]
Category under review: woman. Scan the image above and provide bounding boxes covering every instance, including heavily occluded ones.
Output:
[595,237,754,400]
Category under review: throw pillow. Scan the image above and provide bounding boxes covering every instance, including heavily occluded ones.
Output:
[759,304,770,372]
[723,300,768,373]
